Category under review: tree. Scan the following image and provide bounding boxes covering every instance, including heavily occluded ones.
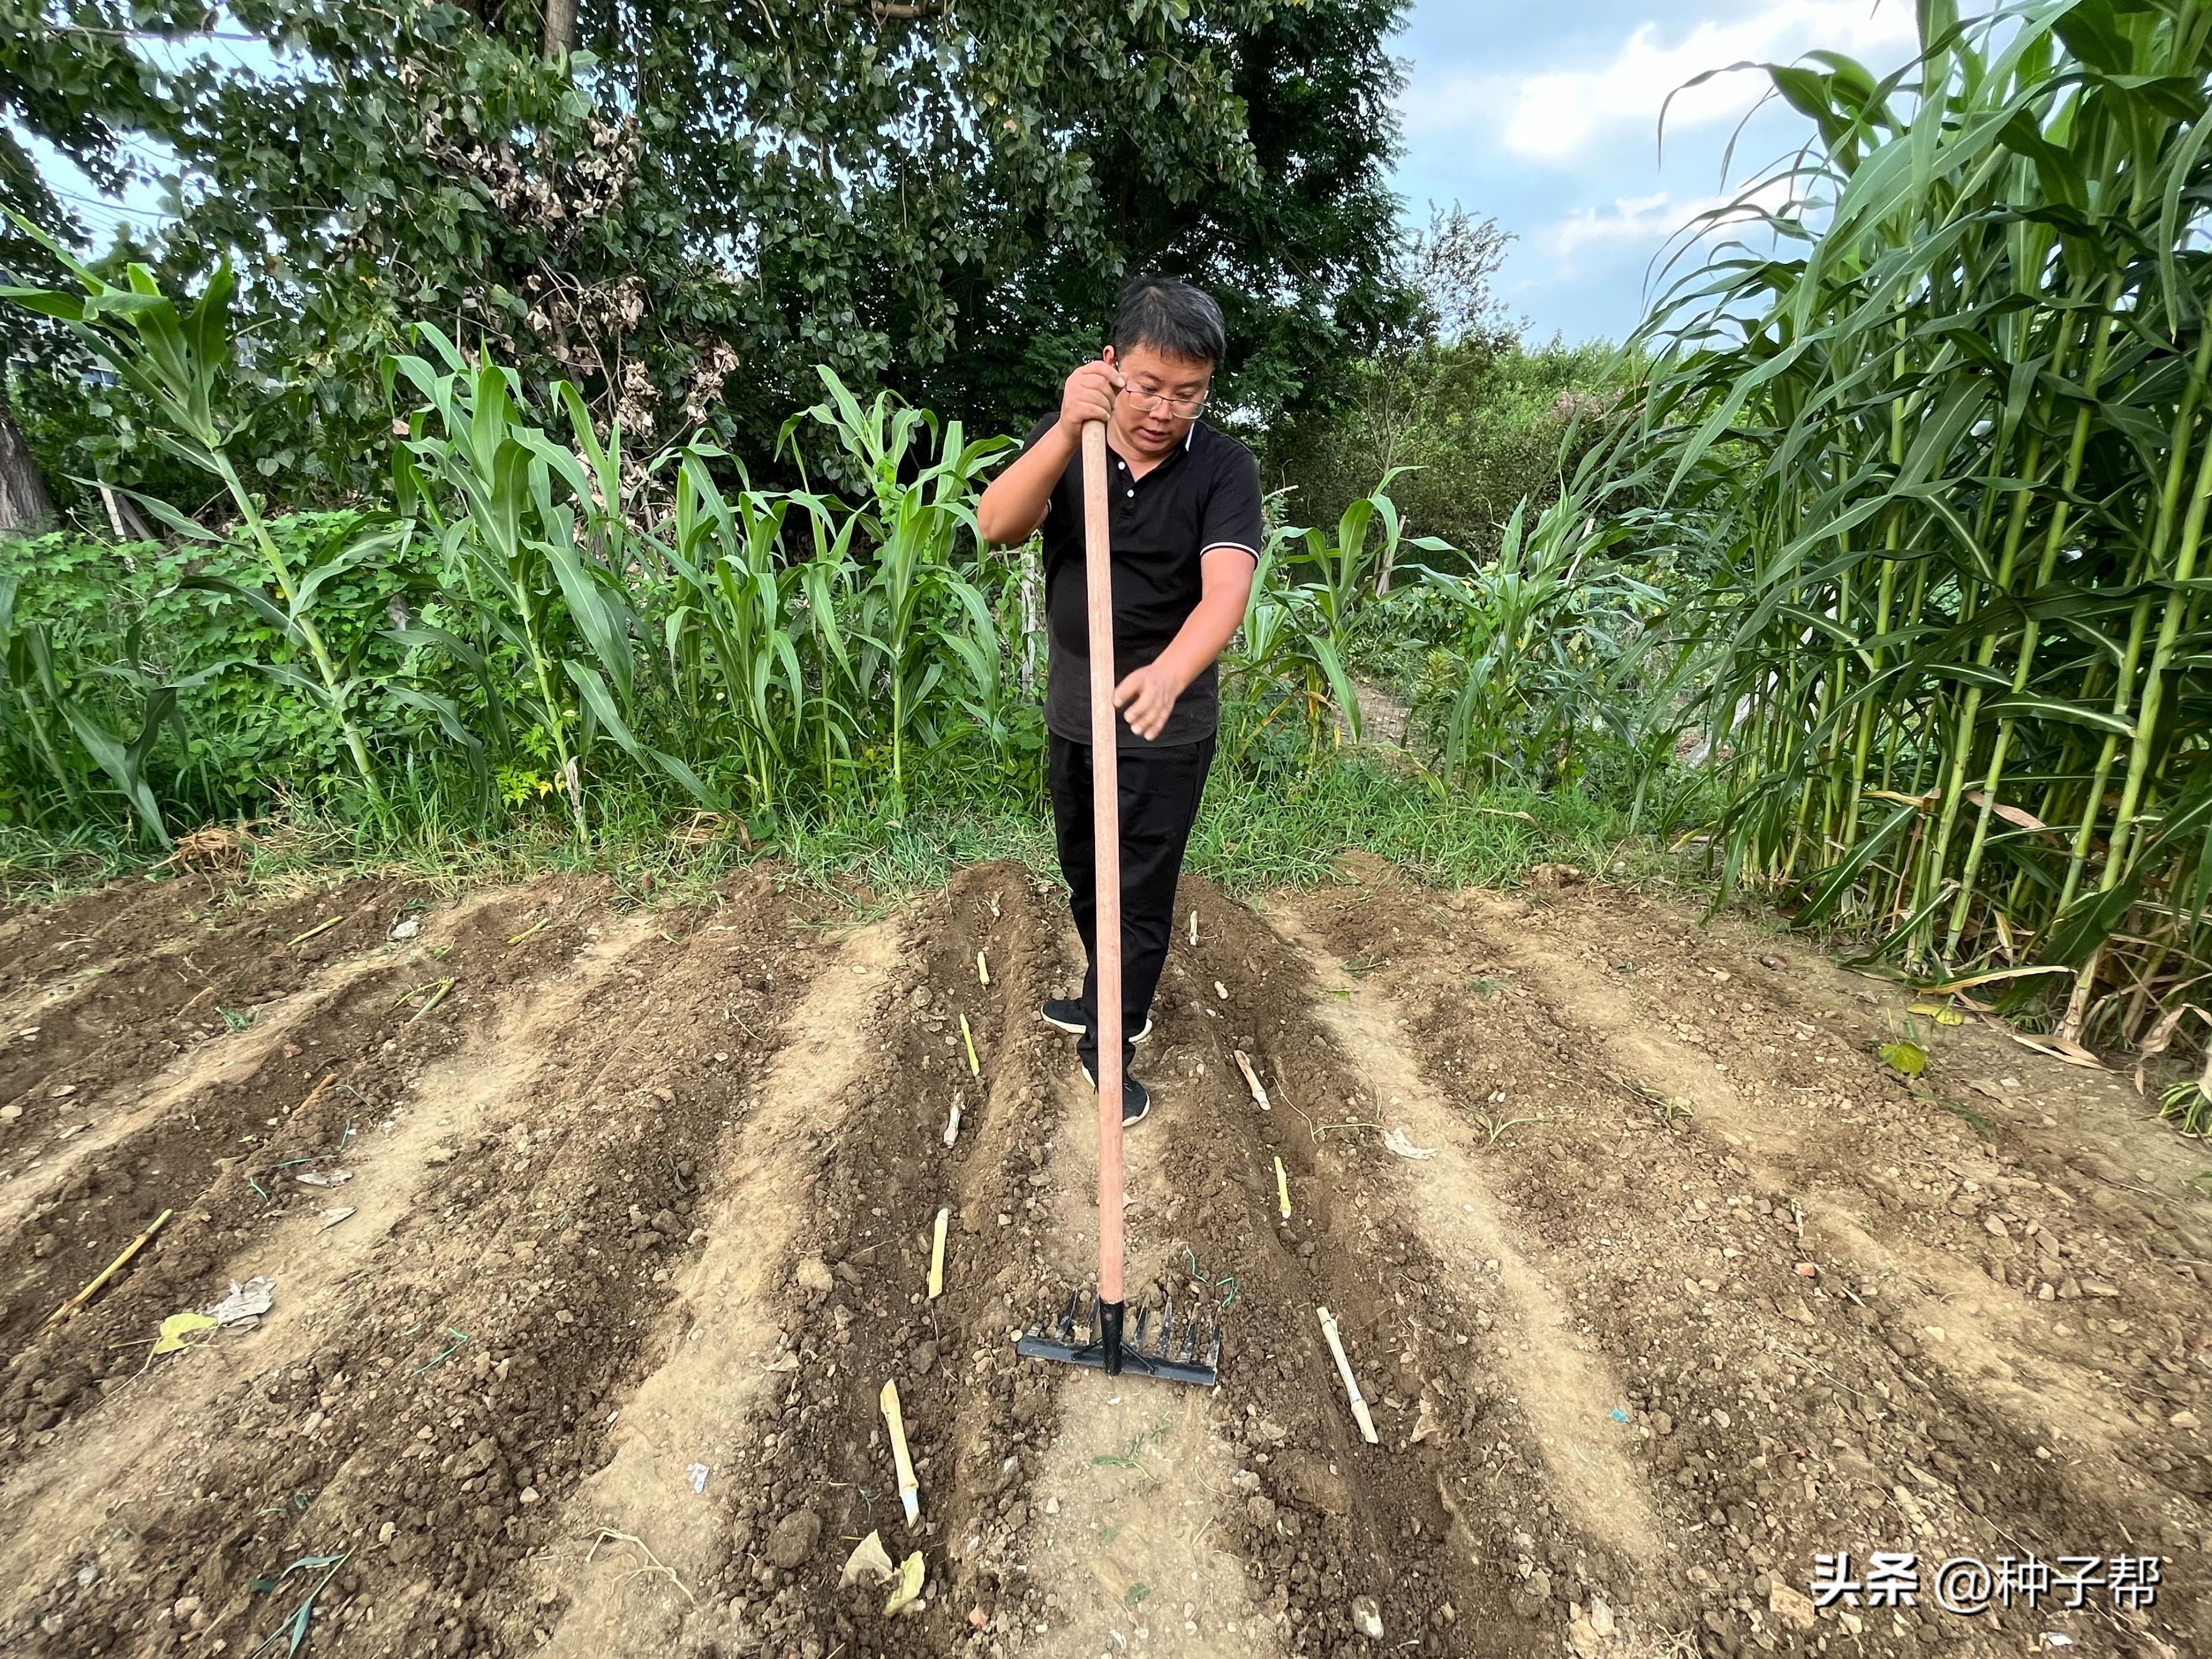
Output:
[11,0,1420,499]
[1,0,208,528]
[1261,205,1629,562]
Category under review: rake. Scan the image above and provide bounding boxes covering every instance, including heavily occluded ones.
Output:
[1016,417,1223,1389]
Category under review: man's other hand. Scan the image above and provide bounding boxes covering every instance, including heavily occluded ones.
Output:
[1111,661,1184,741]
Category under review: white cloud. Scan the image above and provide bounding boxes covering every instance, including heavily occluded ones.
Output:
[1540,191,1704,257]
[1535,176,1797,260]
[1404,0,1918,165]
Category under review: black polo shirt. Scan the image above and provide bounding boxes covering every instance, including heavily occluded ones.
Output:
[1021,416,1264,747]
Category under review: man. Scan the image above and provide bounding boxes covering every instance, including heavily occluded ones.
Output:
[976,276,1261,1125]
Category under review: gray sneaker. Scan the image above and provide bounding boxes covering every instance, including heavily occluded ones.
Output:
[1080,1057,1151,1126]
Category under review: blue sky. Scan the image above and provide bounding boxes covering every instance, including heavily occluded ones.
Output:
[1394,0,1923,345]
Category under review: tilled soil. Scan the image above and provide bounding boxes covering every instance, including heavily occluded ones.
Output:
[0,858,2204,1659]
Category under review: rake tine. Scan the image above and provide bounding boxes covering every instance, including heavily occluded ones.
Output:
[1054,1290,1080,1341]
[1203,1327,1222,1368]
[1157,1297,1176,1356]
[1133,1305,1152,1353]
[1181,1321,1200,1364]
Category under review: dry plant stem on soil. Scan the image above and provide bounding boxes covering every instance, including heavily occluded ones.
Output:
[879,1378,920,1525]
[1233,1047,1271,1109]
[42,1208,172,1331]
[393,976,456,1022]
[1316,1304,1378,1444]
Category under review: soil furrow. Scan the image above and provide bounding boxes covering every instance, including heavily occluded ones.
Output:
[646,863,1084,1659]
[1018,1044,1284,1659]
[0,878,206,1005]
[1268,901,1662,1569]
[0,883,579,1366]
[1294,873,2207,1658]
[534,914,904,1657]
[0,880,680,1651]
[0,879,403,1138]
[0,887,516,1241]
[1459,889,2212,1524]
[1069,877,1632,1658]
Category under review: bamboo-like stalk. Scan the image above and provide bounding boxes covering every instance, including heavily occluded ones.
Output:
[1612,0,2212,1021]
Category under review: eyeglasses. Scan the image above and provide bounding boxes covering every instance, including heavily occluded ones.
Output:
[1119,383,1210,419]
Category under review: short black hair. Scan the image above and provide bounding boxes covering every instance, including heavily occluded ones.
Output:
[1110,276,1226,367]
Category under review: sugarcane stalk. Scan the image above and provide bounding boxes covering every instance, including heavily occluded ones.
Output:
[2103,392,2212,884]
[1947,298,2118,954]
[2065,322,2212,902]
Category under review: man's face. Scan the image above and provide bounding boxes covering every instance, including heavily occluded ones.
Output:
[1104,343,1214,460]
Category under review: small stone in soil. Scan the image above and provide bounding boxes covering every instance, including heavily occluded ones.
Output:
[1509,1570,1551,1621]
[767,1510,822,1568]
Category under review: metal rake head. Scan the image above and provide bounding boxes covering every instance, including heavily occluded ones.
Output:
[1016,1289,1222,1386]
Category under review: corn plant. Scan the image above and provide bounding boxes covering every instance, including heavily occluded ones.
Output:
[1416,492,1670,792]
[0,572,84,818]
[657,451,809,811]
[0,570,224,847]
[1223,531,1360,766]
[387,326,715,841]
[780,368,1016,811]
[1225,481,1451,764]
[1,215,392,809]
[1618,0,2212,1038]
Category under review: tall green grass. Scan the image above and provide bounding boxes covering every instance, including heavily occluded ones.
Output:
[1619,0,2212,1042]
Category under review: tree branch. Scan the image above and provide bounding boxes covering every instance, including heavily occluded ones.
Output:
[827,0,945,21]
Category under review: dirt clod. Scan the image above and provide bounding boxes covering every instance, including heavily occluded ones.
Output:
[1270,1448,1351,1515]
[767,1509,822,1568]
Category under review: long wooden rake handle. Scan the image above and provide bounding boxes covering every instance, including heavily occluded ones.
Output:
[1081,419,1125,1321]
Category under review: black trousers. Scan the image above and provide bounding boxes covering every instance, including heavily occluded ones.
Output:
[1048,730,1215,1070]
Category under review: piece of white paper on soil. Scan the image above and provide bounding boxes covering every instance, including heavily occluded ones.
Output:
[206,1276,275,1325]
[687,1463,709,1494]
[1381,1128,1436,1160]
[840,1530,896,1587]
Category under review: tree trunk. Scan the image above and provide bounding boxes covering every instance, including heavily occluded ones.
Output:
[542,0,577,59]
[0,382,55,535]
